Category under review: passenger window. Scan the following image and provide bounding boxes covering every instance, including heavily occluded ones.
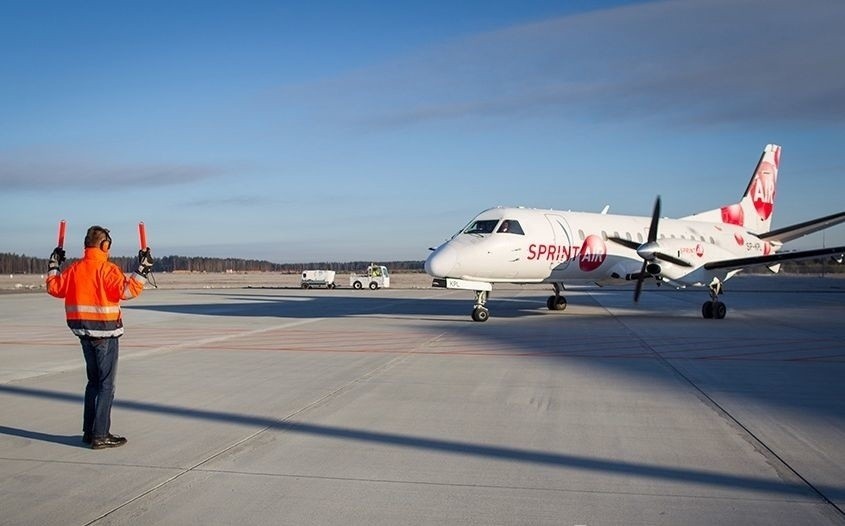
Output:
[497,219,524,235]
[578,229,585,240]
[625,232,632,241]
[601,231,608,240]
[637,233,643,243]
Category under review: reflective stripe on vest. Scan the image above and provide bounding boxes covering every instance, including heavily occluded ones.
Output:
[122,273,146,300]
[65,304,121,323]
[67,318,124,338]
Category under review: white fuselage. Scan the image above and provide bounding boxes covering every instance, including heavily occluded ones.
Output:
[425,207,775,288]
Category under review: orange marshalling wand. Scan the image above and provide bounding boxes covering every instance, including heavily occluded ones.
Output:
[138,222,148,250]
[57,220,67,248]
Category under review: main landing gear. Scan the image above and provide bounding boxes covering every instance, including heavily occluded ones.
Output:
[472,290,490,322]
[702,280,727,319]
[547,282,567,311]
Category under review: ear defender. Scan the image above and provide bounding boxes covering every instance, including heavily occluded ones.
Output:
[99,229,112,251]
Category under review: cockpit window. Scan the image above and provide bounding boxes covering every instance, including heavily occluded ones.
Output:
[497,219,524,235]
[463,219,499,235]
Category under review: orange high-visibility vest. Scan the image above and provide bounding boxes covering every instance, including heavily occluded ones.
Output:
[47,247,146,338]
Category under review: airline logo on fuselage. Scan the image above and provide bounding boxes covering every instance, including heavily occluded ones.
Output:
[527,234,607,271]
[679,244,705,258]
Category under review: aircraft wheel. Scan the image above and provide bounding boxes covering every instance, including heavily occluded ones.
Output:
[369,282,379,290]
[472,307,490,322]
[547,296,567,310]
[301,283,310,289]
[702,301,714,319]
[353,281,362,290]
[714,301,727,319]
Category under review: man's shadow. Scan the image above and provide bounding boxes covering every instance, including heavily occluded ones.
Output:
[0,425,87,448]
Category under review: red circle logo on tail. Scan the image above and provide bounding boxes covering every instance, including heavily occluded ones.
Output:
[579,235,607,272]
[721,203,744,226]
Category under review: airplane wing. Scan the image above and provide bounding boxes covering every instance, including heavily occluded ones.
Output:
[759,211,845,243]
[703,245,845,271]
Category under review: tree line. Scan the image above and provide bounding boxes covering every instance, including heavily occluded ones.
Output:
[2,251,842,276]
[0,252,425,275]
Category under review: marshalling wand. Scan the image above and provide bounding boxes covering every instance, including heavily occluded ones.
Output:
[138,222,157,287]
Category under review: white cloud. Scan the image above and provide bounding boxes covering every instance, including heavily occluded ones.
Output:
[279,0,845,129]
[0,150,227,190]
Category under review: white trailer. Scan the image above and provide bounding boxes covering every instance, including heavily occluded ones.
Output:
[301,270,336,289]
[349,265,390,290]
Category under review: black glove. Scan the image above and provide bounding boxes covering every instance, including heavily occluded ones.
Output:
[137,248,154,276]
[49,247,66,271]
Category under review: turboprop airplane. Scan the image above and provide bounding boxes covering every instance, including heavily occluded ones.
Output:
[425,144,845,321]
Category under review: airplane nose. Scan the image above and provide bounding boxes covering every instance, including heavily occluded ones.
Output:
[425,244,458,277]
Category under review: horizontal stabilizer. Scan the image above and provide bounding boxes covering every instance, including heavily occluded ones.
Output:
[704,245,845,271]
[759,210,845,243]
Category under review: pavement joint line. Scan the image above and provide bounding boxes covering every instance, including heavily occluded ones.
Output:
[84,327,449,525]
[185,467,824,504]
[121,317,328,360]
[3,318,327,384]
[595,295,845,520]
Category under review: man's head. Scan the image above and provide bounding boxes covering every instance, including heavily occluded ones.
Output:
[84,226,112,251]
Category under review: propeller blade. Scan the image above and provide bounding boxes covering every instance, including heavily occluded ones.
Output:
[607,236,640,251]
[653,251,693,268]
[633,260,648,302]
[647,196,661,243]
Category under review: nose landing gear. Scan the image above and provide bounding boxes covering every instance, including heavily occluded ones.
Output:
[472,290,490,322]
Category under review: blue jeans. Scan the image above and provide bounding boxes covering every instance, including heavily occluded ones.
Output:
[80,337,120,438]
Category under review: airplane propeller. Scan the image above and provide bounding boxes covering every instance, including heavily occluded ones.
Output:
[608,196,692,302]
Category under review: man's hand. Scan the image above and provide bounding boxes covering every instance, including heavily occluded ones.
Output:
[49,247,66,271]
[137,248,154,276]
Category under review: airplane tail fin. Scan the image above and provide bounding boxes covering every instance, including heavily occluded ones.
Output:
[683,144,781,234]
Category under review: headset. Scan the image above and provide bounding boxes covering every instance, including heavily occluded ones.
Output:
[100,229,112,251]
[86,226,112,251]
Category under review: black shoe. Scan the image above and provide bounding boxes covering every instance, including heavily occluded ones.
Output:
[91,434,127,449]
[82,432,92,445]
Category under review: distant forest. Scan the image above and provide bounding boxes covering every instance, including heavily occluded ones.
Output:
[1,252,842,275]
[0,253,425,275]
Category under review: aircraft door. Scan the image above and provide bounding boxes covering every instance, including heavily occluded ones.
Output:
[544,214,574,277]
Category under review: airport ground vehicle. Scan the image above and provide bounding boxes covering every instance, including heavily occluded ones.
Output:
[301,270,336,289]
[350,265,390,290]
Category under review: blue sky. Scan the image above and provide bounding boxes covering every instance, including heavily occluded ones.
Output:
[2,0,844,262]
